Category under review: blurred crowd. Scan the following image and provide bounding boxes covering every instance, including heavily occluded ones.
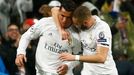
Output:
[0,0,134,75]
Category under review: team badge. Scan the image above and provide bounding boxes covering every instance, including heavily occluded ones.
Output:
[99,32,105,39]
[97,32,107,42]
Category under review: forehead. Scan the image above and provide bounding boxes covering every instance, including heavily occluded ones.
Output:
[59,7,72,17]
[8,25,18,29]
[72,17,81,25]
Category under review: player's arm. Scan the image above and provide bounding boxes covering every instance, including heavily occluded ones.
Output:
[77,46,108,63]
[77,25,111,63]
[15,19,43,67]
[59,45,108,63]
[51,7,69,40]
[59,27,111,63]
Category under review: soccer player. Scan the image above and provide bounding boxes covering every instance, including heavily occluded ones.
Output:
[59,6,118,75]
[15,0,81,75]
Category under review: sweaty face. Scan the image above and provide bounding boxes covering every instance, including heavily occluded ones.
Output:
[58,7,72,28]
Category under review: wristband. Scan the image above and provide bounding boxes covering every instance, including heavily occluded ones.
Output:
[75,55,80,61]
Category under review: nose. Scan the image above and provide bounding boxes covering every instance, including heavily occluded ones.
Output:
[62,17,67,23]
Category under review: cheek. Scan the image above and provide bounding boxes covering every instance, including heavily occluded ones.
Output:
[7,32,12,36]
[59,15,62,19]
[66,21,71,25]
[59,16,64,24]
[66,19,72,24]
[68,19,72,23]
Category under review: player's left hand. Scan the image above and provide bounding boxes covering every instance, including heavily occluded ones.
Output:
[57,64,68,75]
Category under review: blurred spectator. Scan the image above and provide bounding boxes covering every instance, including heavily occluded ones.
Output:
[10,0,33,26]
[0,31,3,47]
[32,0,50,19]
[96,0,119,50]
[95,0,106,10]
[120,0,134,23]
[131,0,134,5]
[0,31,9,75]
[113,50,134,75]
[16,0,33,13]
[20,18,35,34]
[0,31,7,60]
[81,1,100,16]
[39,0,61,17]
[100,0,130,51]
[117,14,129,45]
[39,4,52,17]
[2,23,21,75]
[1,23,36,75]
[0,56,9,75]
[129,64,134,75]
[0,0,10,36]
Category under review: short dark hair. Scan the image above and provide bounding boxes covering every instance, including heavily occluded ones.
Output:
[60,0,77,12]
[73,6,92,23]
[7,23,20,30]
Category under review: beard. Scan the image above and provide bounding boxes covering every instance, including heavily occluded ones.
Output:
[80,25,89,31]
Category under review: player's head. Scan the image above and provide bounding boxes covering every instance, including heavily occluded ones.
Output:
[72,6,94,31]
[58,0,76,29]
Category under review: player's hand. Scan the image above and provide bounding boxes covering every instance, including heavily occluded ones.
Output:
[51,7,59,15]
[59,53,75,61]
[15,54,27,67]
[60,29,70,40]
[57,64,68,75]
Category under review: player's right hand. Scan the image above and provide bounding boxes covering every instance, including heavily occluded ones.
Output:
[57,64,68,75]
[15,54,27,67]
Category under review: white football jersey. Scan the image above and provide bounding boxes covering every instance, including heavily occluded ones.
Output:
[80,16,118,75]
[17,17,81,75]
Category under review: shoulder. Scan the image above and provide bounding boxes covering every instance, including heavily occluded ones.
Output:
[95,16,110,31]
[38,17,53,23]
[94,16,112,36]
[33,17,54,28]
